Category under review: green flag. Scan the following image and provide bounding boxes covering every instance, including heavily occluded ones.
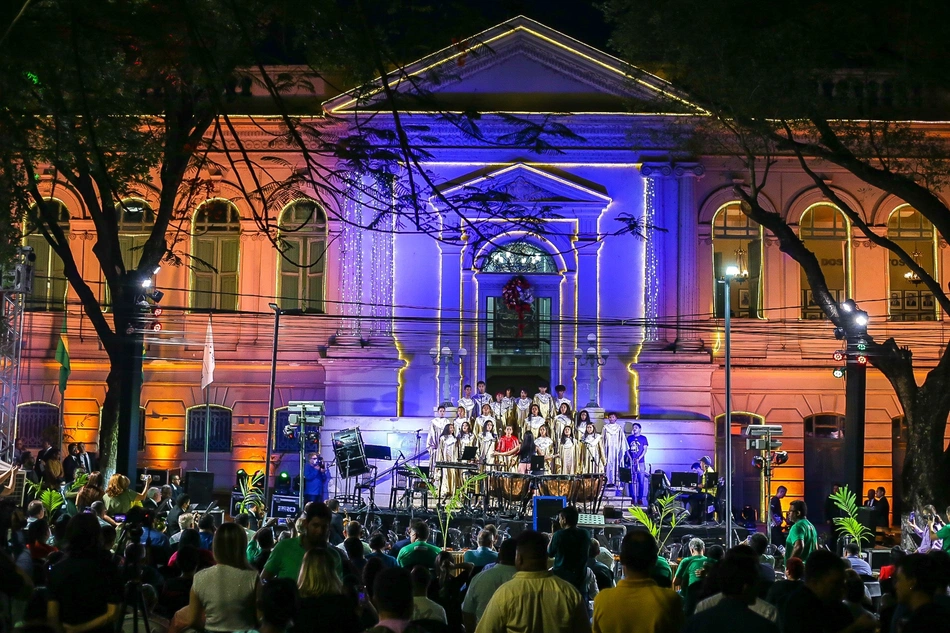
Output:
[55,319,70,394]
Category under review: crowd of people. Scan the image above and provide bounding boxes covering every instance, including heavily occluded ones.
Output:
[1,458,948,633]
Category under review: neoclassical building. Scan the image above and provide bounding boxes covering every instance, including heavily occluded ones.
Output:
[16,17,950,521]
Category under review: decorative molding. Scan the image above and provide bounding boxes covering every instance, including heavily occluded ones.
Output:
[639,163,672,178]
[673,163,705,178]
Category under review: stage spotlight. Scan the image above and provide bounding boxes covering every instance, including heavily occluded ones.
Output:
[235,469,248,490]
[772,451,789,465]
[751,455,765,470]
[275,471,291,495]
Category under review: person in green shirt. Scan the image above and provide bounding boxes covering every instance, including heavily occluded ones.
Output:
[785,499,818,562]
[396,521,442,569]
[673,538,708,591]
[262,502,343,581]
[936,505,950,551]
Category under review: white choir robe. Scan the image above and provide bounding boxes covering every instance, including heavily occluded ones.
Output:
[533,393,556,420]
[580,434,607,475]
[535,437,555,471]
[453,417,468,436]
[478,433,497,466]
[558,438,580,475]
[514,399,532,431]
[555,397,572,416]
[602,421,626,486]
[552,415,573,444]
[473,392,493,412]
[525,415,546,439]
[475,415,495,437]
[428,417,451,469]
[458,398,476,419]
[437,435,460,497]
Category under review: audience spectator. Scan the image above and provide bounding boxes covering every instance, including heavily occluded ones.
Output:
[327,499,345,546]
[166,495,191,536]
[894,552,950,631]
[368,567,420,633]
[159,545,198,616]
[234,513,255,540]
[843,569,876,621]
[167,529,215,571]
[548,506,592,600]
[341,519,372,556]
[197,513,216,550]
[587,537,614,591]
[432,550,474,631]
[878,546,906,583]
[295,548,361,633]
[475,529,590,633]
[362,557,386,603]
[782,549,875,633]
[249,523,276,572]
[464,530,499,567]
[143,487,161,511]
[674,538,709,592]
[157,485,174,513]
[684,547,779,633]
[263,502,343,581]
[169,512,195,545]
[258,577,299,633]
[367,533,397,568]
[41,449,64,488]
[843,542,873,578]
[344,536,367,572]
[693,545,778,623]
[765,556,804,607]
[177,523,259,633]
[389,527,412,560]
[76,471,105,509]
[90,500,115,528]
[410,565,447,624]
[47,514,123,633]
[785,500,819,562]
[396,522,441,569]
[592,530,682,633]
[103,474,150,516]
[748,532,776,597]
[462,538,518,631]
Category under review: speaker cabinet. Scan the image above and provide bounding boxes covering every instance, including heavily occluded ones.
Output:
[533,496,567,532]
[185,471,215,507]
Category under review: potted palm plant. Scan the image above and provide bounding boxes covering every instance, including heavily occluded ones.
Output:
[406,465,487,549]
[829,485,874,552]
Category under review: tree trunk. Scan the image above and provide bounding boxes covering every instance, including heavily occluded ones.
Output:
[98,366,123,479]
[902,393,950,512]
[95,291,139,480]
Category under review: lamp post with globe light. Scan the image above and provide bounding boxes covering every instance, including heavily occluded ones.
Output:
[574,333,609,408]
[429,346,467,409]
[719,263,748,547]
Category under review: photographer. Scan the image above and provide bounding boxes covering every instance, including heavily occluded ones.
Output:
[304,453,329,504]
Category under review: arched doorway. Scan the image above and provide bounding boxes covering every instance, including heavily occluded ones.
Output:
[715,412,765,520]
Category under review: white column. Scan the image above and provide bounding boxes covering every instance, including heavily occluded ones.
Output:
[675,163,705,347]
[639,164,673,346]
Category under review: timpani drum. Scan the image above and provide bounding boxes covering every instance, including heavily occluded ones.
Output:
[537,474,572,498]
[571,474,604,503]
[491,472,532,502]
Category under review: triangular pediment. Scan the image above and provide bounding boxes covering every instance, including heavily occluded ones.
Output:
[439,163,610,208]
[324,16,700,115]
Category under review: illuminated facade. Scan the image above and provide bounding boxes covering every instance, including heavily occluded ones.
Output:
[17,17,950,520]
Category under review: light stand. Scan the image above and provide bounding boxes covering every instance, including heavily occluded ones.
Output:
[836,299,871,498]
[573,333,609,408]
[429,346,467,408]
[719,264,747,548]
[263,303,281,507]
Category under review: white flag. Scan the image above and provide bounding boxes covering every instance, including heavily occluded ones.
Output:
[201,317,215,389]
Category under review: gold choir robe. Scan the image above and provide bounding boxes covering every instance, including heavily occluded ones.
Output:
[580,433,607,474]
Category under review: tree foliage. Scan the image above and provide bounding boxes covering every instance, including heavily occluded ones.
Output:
[605,0,950,509]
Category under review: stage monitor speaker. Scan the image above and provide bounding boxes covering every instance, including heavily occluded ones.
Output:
[867,548,892,571]
[185,471,214,507]
[332,428,370,478]
[603,506,620,520]
[618,467,632,484]
[270,494,301,519]
[533,495,567,532]
[230,491,245,517]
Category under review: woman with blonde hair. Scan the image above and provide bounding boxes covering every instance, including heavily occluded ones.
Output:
[176,522,259,633]
[296,548,361,633]
[102,472,150,516]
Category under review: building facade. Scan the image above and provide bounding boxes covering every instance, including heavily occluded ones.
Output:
[16,17,949,521]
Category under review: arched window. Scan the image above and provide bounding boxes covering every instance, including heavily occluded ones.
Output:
[118,198,155,270]
[277,200,327,313]
[804,413,845,438]
[24,200,70,312]
[185,404,233,453]
[712,203,763,318]
[16,402,60,447]
[480,240,557,274]
[192,199,240,311]
[887,207,937,321]
[800,204,850,319]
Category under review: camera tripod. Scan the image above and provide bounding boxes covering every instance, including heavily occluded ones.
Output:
[122,581,153,633]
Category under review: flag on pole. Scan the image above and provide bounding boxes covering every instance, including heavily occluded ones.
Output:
[55,318,70,395]
[201,316,215,389]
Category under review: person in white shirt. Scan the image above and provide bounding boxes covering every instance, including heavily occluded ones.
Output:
[411,565,447,624]
[458,384,476,419]
[462,539,518,630]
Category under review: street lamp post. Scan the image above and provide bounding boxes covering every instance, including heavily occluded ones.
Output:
[429,346,467,408]
[574,333,609,408]
[719,264,746,548]
[837,299,870,498]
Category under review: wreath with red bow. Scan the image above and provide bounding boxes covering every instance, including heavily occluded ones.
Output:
[502,275,534,337]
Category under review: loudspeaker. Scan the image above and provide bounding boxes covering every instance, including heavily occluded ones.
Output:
[618,467,632,484]
[533,496,567,532]
[185,471,214,507]
[867,548,892,571]
[230,491,245,516]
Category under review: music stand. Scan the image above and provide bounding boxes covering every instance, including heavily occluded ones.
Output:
[460,446,478,461]
[670,471,699,488]
[530,455,546,473]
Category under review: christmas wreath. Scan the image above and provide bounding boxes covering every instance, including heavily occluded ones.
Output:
[502,275,534,337]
